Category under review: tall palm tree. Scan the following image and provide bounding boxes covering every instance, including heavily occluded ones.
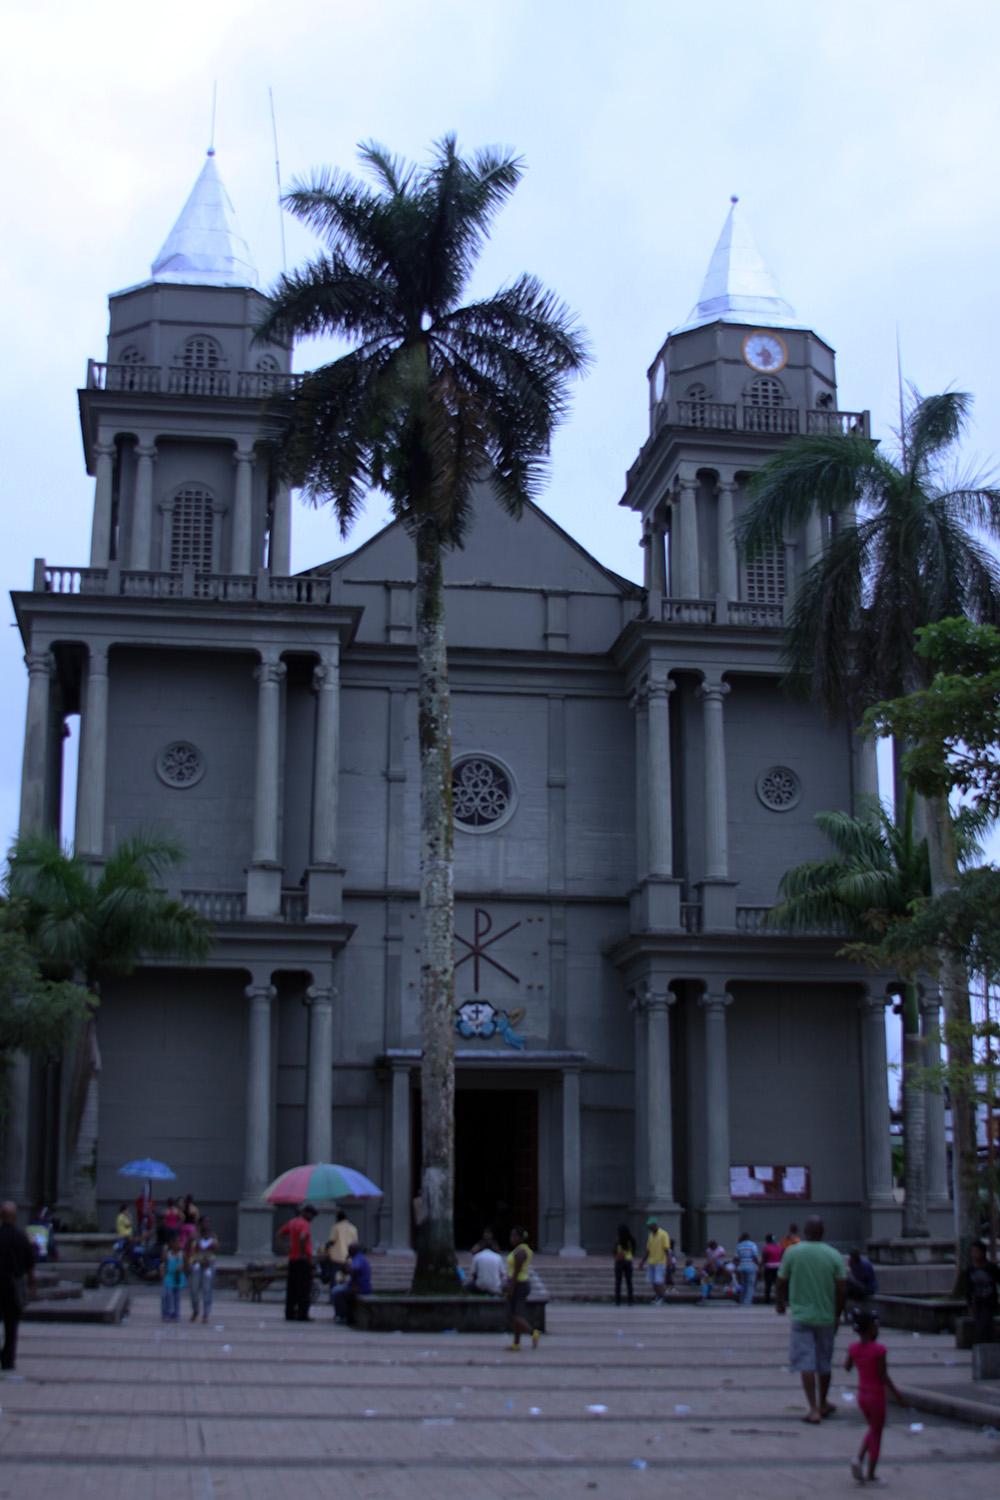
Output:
[6,834,210,1225]
[254,137,588,1290]
[768,794,931,1234]
[736,389,1000,1250]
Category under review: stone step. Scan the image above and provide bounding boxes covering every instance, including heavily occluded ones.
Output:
[23,1287,129,1324]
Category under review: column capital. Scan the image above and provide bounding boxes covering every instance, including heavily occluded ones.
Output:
[255,658,287,687]
[94,439,117,461]
[245,983,277,1005]
[859,991,890,1015]
[233,443,256,465]
[698,992,733,1013]
[24,648,53,678]
[134,440,158,461]
[630,683,648,712]
[918,990,943,1019]
[630,983,676,1014]
[312,650,340,690]
[645,673,675,703]
[696,678,730,704]
[305,984,335,1007]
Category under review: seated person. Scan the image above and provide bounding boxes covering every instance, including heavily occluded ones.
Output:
[331,1242,373,1325]
[324,1210,358,1285]
[682,1258,700,1293]
[470,1235,505,1295]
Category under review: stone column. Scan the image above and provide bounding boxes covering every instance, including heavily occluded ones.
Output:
[269,481,292,575]
[389,1061,412,1251]
[716,481,738,607]
[646,675,674,878]
[230,445,255,574]
[632,686,649,883]
[860,993,898,1236]
[90,440,116,567]
[649,517,666,599]
[247,655,286,917]
[631,992,650,1206]
[675,479,700,597]
[308,648,342,918]
[305,985,334,1163]
[642,987,680,1232]
[699,993,738,1242]
[75,643,109,860]
[129,441,157,571]
[852,729,880,811]
[20,649,54,836]
[920,993,951,1215]
[238,982,276,1253]
[560,1066,585,1255]
[696,679,735,929]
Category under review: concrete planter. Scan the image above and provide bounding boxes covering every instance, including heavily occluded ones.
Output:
[353,1294,547,1334]
[870,1293,964,1333]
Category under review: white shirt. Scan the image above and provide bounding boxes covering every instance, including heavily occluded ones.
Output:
[471,1247,505,1294]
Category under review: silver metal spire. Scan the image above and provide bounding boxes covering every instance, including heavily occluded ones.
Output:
[672,197,803,333]
[150,151,258,289]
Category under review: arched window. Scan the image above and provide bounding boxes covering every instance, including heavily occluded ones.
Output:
[256,355,279,373]
[169,485,215,572]
[746,376,785,407]
[169,337,228,395]
[113,345,146,391]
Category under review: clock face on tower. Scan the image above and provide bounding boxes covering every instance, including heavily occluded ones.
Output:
[742,330,788,374]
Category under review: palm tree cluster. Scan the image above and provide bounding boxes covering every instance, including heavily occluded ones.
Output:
[255,136,588,1288]
[740,390,1000,1250]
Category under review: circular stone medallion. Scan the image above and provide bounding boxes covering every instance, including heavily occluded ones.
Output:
[156,740,205,789]
[756,764,801,812]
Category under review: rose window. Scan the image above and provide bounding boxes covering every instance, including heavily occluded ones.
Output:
[452,755,516,831]
[756,765,801,812]
[156,741,205,789]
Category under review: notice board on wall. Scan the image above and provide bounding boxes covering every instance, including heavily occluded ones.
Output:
[729,1164,811,1201]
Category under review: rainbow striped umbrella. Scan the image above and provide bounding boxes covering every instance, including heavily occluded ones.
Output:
[263,1162,383,1205]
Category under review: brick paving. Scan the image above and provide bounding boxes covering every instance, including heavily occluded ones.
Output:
[1,1289,998,1498]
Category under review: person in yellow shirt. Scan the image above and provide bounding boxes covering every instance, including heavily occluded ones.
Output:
[115,1204,133,1241]
[639,1216,672,1304]
[505,1226,540,1350]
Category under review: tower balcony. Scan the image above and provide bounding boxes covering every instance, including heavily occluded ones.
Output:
[664,400,870,439]
[657,597,785,628]
[34,560,334,605]
[86,361,305,400]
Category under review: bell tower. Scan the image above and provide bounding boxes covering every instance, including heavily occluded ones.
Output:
[622,197,868,620]
[78,151,293,581]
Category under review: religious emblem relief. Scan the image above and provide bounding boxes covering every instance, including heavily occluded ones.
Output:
[756,765,801,812]
[155,741,205,789]
[453,906,528,1049]
[451,753,517,832]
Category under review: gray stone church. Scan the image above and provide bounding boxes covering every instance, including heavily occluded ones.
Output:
[7,157,950,1253]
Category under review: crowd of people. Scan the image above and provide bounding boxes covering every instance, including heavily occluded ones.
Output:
[113,1193,219,1322]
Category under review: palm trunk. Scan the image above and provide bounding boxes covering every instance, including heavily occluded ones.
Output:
[900,982,928,1236]
[412,517,457,1293]
[924,795,978,1267]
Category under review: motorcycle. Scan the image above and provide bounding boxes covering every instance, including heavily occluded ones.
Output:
[97,1237,163,1287]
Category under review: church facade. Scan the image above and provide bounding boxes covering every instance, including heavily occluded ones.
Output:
[5,160,951,1253]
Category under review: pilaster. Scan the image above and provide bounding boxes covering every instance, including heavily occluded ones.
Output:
[75,643,109,860]
[698,992,740,1245]
[631,674,681,931]
[129,440,157,571]
[559,1066,585,1255]
[305,985,334,1163]
[716,479,738,605]
[695,678,736,930]
[247,654,286,918]
[90,439,116,566]
[20,648,55,836]
[307,649,343,919]
[230,444,255,574]
[675,478,700,596]
[860,992,901,1239]
[631,983,681,1240]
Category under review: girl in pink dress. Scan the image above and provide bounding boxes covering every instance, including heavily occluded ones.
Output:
[844,1310,906,1485]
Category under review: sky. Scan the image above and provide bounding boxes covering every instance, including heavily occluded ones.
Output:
[3,0,999,917]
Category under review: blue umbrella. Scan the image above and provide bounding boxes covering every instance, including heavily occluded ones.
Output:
[118,1159,177,1180]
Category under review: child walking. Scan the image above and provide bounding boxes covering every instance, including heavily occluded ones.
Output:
[844,1310,906,1485]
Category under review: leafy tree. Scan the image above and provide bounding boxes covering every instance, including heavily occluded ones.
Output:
[867,618,1000,823]
[254,137,587,1289]
[736,390,1000,1252]
[5,835,210,1224]
[0,917,94,1073]
[767,794,932,1234]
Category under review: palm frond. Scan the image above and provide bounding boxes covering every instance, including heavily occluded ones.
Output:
[736,437,890,559]
[905,390,971,475]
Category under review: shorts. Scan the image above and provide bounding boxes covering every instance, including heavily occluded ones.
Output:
[646,1264,666,1288]
[788,1322,837,1374]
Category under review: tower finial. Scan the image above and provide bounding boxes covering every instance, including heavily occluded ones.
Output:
[730,194,739,205]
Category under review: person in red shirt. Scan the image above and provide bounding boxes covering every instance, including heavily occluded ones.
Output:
[844,1310,906,1484]
[277,1204,317,1321]
[760,1232,784,1303]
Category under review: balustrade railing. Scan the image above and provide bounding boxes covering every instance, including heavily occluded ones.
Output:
[661,598,716,625]
[280,890,308,923]
[726,600,785,627]
[662,398,869,439]
[680,903,703,934]
[806,409,869,438]
[181,889,247,923]
[86,363,305,399]
[39,562,333,606]
[676,400,737,429]
[736,905,846,936]
[742,405,800,435]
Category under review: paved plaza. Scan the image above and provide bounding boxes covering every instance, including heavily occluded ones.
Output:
[1,1291,998,1498]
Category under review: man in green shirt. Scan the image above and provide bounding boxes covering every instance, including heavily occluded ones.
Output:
[775,1215,847,1424]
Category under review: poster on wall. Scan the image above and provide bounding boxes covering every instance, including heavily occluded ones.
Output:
[729,1164,811,1200]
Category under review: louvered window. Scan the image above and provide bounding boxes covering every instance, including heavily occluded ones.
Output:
[182,337,221,370]
[744,545,786,603]
[169,486,214,572]
[747,377,784,407]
